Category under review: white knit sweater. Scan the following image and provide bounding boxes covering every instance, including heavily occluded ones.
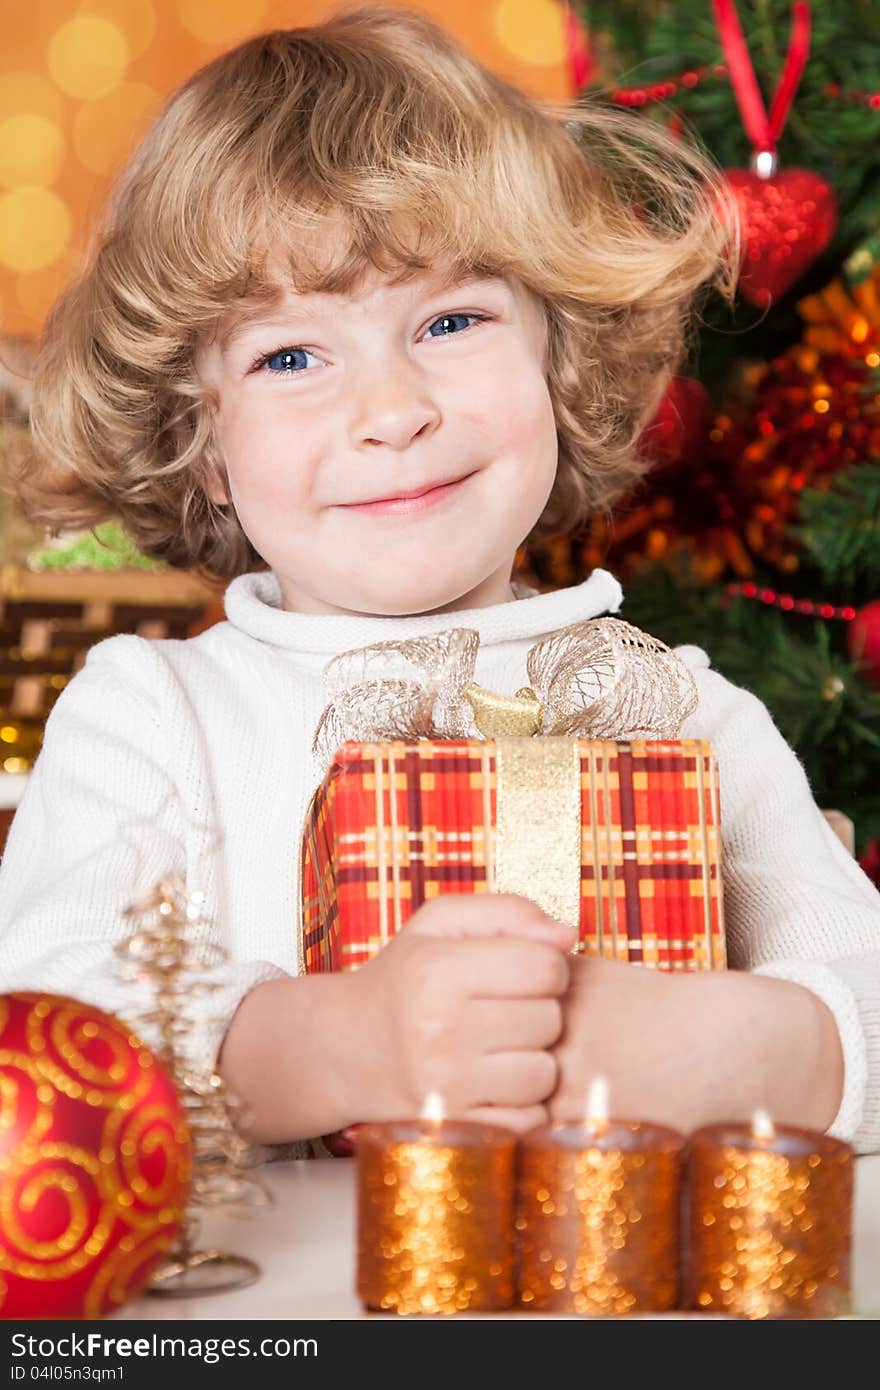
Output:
[1,569,879,1151]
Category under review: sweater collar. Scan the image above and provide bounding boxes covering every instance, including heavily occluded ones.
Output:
[223,568,623,656]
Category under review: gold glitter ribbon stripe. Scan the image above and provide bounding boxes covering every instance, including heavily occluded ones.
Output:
[493,736,581,929]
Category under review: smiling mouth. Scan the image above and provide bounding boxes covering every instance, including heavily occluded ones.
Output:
[339,473,475,515]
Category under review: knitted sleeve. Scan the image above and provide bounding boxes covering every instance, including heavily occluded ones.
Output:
[0,635,286,1074]
[676,645,880,1154]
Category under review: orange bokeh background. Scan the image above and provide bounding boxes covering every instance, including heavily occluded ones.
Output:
[0,0,570,341]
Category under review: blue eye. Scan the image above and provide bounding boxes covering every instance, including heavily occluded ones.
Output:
[259,347,314,374]
[425,313,481,339]
[249,312,489,376]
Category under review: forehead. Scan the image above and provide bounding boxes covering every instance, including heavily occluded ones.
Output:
[214,258,518,353]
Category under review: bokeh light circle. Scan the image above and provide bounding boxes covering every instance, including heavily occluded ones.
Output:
[16,247,81,324]
[74,0,158,63]
[175,0,272,47]
[494,0,566,66]
[47,18,129,101]
[0,116,65,190]
[0,72,66,126]
[0,188,71,274]
[73,82,162,177]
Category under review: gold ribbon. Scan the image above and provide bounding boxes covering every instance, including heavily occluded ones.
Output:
[309,616,700,929]
[493,736,583,926]
[312,616,699,774]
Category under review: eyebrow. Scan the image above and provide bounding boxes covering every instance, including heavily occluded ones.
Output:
[218,272,507,355]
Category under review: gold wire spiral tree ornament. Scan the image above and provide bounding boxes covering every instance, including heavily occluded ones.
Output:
[115,873,269,1296]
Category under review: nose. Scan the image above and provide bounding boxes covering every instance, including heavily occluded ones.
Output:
[346,352,441,452]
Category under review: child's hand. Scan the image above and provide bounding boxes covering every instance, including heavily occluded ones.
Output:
[344,893,577,1133]
[548,955,681,1125]
[549,955,846,1136]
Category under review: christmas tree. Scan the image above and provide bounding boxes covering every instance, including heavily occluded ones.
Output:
[527,2,880,873]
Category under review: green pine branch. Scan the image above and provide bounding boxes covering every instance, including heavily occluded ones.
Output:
[620,558,880,850]
[792,463,880,591]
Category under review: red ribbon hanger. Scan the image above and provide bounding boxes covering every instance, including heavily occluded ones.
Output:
[562,2,593,93]
[712,0,811,154]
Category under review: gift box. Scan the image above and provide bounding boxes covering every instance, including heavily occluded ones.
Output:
[299,736,726,976]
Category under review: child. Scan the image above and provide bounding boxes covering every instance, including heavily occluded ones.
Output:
[2,5,879,1154]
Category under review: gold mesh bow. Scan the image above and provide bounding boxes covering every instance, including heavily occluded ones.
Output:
[311,616,699,776]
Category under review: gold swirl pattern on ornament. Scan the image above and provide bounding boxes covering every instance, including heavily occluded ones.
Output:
[50,1011,129,1083]
[83,1229,176,1319]
[0,1050,56,1150]
[0,1074,15,1136]
[25,1001,133,1101]
[29,1020,151,1110]
[97,1104,190,1224]
[0,1145,115,1278]
[10,1168,89,1258]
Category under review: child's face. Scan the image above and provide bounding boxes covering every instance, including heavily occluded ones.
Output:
[197,255,558,616]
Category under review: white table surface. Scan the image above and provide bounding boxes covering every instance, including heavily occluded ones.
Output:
[118,1155,880,1321]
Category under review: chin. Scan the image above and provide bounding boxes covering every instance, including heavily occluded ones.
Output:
[368,594,459,618]
[357,578,472,617]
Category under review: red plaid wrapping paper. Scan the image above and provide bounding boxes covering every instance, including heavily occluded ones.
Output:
[299,737,726,974]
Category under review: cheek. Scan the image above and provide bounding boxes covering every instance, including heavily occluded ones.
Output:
[470,350,553,433]
[221,413,316,512]
[491,369,557,469]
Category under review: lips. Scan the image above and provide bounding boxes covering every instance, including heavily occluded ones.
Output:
[339,472,474,516]
[351,474,470,506]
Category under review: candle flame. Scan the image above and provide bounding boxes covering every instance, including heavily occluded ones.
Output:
[584,1076,610,1135]
[420,1091,445,1124]
[751,1108,776,1143]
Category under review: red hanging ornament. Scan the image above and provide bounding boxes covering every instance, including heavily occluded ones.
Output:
[640,376,715,474]
[847,599,880,688]
[725,166,837,307]
[714,1,837,307]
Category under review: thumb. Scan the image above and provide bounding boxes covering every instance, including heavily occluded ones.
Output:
[407,892,578,952]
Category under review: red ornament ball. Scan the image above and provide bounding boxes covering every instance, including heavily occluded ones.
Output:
[847,600,880,688]
[724,167,837,307]
[0,993,191,1319]
[859,838,880,892]
[640,376,715,473]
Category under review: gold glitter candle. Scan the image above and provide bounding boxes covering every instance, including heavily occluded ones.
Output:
[515,1087,684,1315]
[356,1104,516,1315]
[687,1111,854,1319]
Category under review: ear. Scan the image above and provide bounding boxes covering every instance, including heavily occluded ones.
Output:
[195,439,231,506]
[203,471,231,506]
[193,379,230,505]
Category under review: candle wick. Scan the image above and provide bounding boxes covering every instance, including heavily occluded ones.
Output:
[751,1107,776,1144]
[420,1090,445,1124]
[584,1076,610,1135]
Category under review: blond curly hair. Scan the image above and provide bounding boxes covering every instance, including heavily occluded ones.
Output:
[16,3,739,580]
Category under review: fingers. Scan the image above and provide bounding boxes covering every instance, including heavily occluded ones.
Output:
[453,935,571,999]
[408,892,577,953]
[465,1104,548,1135]
[467,1049,558,1109]
[460,997,564,1054]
